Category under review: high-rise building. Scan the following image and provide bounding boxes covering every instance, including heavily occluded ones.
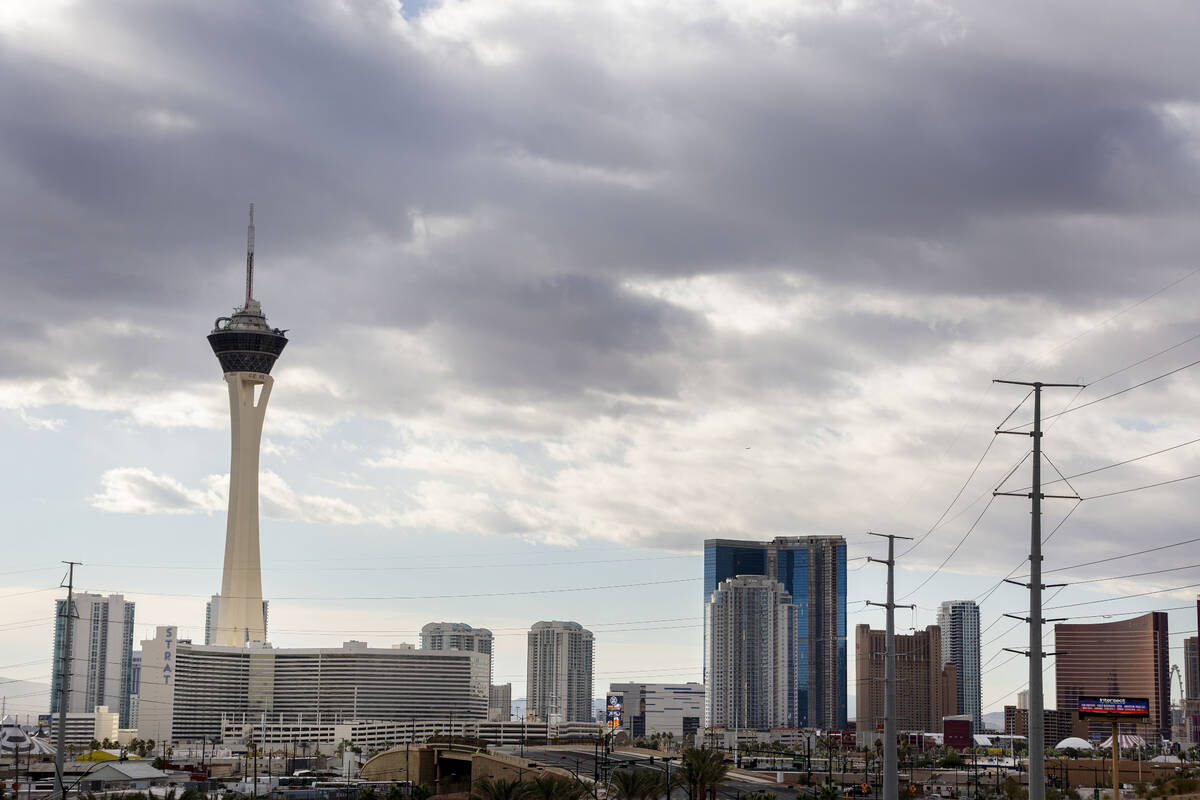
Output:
[420,622,494,685]
[129,650,141,728]
[855,624,943,745]
[609,682,704,739]
[703,536,847,728]
[936,600,981,729]
[941,664,958,720]
[526,621,594,723]
[1003,706,1082,745]
[1055,613,1170,741]
[489,683,512,722]
[1016,689,1030,710]
[207,205,288,646]
[50,593,136,727]
[205,595,269,645]
[1185,636,1199,701]
[705,575,797,730]
[137,628,489,743]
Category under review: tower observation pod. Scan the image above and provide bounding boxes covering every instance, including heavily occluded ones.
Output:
[206,204,288,646]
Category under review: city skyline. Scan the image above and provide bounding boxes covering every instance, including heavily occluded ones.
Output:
[4,0,1200,728]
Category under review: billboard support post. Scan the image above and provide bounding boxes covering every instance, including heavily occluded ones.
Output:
[1111,721,1119,799]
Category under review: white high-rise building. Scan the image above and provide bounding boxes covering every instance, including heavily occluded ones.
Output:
[704,575,797,730]
[489,683,512,722]
[527,621,594,723]
[51,593,136,727]
[206,205,288,646]
[937,600,982,729]
[420,622,494,684]
[137,629,489,743]
[608,682,704,739]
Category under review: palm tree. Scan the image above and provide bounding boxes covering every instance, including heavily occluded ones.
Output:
[814,786,839,800]
[610,768,666,800]
[520,774,586,800]
[674,748,729,800]
[473,777,527,800]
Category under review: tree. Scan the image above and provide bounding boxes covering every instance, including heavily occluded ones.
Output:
[472,777,527,800]
[814,786,839,800]
[610,769,667,800]
[411,785,433,800]
[520,774,587,800]
[89,738,101,752]
[674,748,729,800]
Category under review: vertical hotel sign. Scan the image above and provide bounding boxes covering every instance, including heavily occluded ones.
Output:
[606,693,623,729]
[161,626,175,685]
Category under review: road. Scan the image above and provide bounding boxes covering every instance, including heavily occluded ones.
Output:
[500,746,801,800]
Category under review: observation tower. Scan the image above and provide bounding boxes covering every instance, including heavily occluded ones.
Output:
[207,205,288,646]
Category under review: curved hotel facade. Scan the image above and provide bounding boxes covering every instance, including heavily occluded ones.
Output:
[137,629,488,743]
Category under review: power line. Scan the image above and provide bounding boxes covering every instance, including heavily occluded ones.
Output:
[899,395,1031,561]
[84,576,700,602]
[1004,356,1200,430]
[996,267,1200,384]
[1065,562,1200,587]
[79,553,700,573]
[1087,330,1200,387]
[975,502,1081,608]
[1039,536,1200,577]
[1015,436,1200,493]
[1084,471,1200,500]
[897,449,1035,600]
[1044,581,1200,611]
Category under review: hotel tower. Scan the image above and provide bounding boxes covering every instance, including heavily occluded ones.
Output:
[206,205,288,646]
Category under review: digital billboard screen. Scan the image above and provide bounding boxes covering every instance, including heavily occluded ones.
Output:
[1077,697,1150,720]
[606,693,623,729]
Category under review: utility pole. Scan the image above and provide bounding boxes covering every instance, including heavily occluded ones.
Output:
[54,561,81,800]
[993,380,1082,800]
[867,533,914,800]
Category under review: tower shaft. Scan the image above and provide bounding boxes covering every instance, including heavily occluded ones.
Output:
[214,372,274,645]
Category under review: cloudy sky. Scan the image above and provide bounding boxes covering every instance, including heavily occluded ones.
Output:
[3,0,1200,722]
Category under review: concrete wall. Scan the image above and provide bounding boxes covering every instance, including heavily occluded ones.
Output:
[361,746,561,787]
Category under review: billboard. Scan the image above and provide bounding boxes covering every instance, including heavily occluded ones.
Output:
[606,693,623,729]
[1077,697,1150,720]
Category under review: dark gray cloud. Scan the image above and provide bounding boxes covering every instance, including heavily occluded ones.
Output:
[2,0,1200,560]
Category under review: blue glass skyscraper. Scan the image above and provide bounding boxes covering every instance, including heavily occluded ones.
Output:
[704,536,847,729]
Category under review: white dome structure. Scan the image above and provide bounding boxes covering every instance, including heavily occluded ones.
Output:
[1055,737,1094,750]
[0,715,55,755]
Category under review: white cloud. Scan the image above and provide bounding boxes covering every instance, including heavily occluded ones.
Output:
[17,408,65,431]
[90,467,367,526]
[91,466,225,515]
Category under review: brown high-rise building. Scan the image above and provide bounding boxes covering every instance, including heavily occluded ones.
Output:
[855,624,943,746]
[1054,613,1169,741]
[941,663,958,720]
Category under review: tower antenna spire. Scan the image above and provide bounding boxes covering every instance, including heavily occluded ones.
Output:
[245,203,255,306]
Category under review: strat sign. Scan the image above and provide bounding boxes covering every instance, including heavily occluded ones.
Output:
[161,626,175,684]
[1077,697,1150,720]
